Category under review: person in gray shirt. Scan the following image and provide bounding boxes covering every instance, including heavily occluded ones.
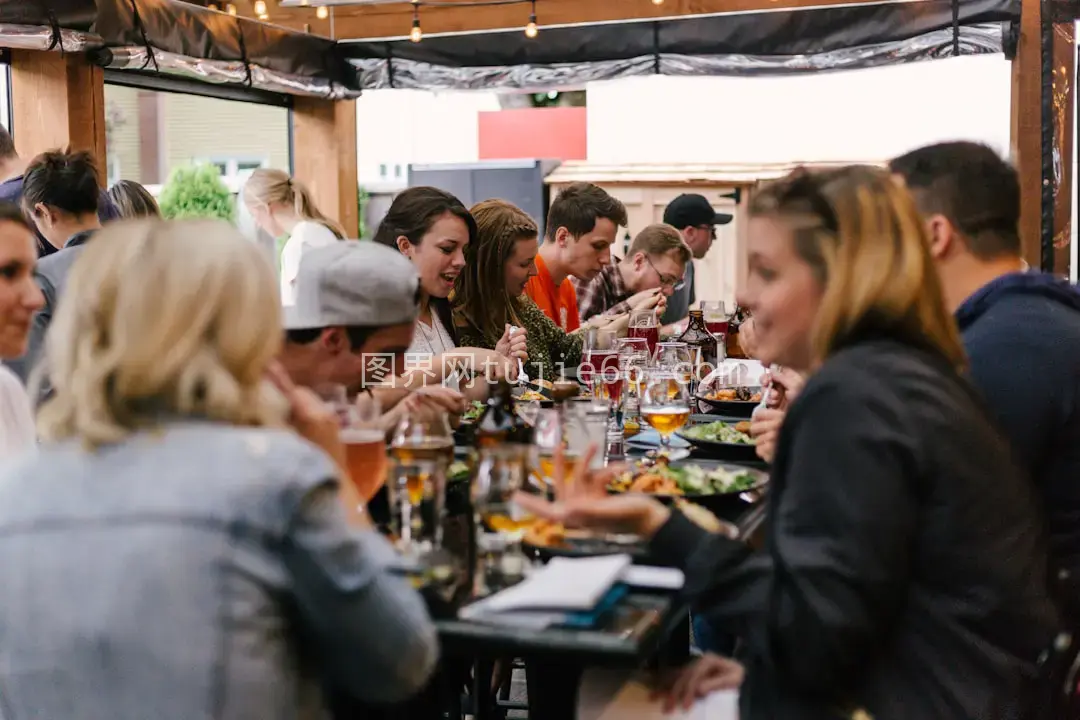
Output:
[0,218,438,719]
[4,150,102,388]
[659,193,733,327]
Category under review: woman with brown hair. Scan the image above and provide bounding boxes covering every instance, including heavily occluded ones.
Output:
[106,179,160,220]
[454,199,587,383]
[243,168,346,305]
[520,166,1059,719]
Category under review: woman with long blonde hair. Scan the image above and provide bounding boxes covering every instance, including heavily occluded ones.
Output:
[243,168,346,305]
[521,166,1058,719]
[0,219,437,717]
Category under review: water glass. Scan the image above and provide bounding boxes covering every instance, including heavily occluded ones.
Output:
[472,446,533,592]
[388,406,453,559]
[564,397,610,469]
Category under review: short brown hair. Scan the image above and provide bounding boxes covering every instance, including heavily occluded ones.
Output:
[546,183,628,240]
[628,223,691,264]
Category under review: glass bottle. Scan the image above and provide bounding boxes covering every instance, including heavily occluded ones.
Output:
[726,305,751,360]
[475,380,515,448]
[676,309,719,373]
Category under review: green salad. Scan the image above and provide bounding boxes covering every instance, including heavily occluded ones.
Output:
[681,421,754,445]
[462,401,485,422]
[449,461,470,483]
[674,465,759,494]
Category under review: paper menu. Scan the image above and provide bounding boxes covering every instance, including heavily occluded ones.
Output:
[460,554,633,620]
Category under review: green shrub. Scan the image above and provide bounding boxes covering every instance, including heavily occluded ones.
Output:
[158,164,235,222]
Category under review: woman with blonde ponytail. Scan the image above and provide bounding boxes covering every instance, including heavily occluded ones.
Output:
[243,168,346,305]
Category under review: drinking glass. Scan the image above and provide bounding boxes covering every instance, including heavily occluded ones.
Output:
[628,309,660,358]
[342,393,387,504]
[581,327,619,400]
[564,396,611,470]
[655,341,693,390]
[641,370,691,456]
[472,446,533,591]
[388,405,454,558]
[616,337,650,430]
[532,408,567,490]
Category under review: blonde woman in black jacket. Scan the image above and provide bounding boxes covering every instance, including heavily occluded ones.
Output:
[518,166,1059,720]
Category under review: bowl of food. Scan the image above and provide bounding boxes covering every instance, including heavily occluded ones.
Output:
[608,457,767,517]
[677,418,758,462]
[696,386,763,418]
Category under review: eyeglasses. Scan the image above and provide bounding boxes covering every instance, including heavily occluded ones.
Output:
[645,255,686,291]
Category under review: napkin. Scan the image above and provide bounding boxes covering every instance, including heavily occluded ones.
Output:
[461,554,633,622]
[578,668,739,720]
[626,428,691,449]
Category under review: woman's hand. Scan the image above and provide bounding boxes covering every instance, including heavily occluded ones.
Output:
[512,444,671,538]
[761,366,806,411]
[749,407,784,463]
[653,654,745,713]
[738,317,759,359]
[494,324,529,361]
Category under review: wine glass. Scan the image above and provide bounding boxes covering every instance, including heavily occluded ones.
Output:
[389,405,453,558]
[656,341,693,387]
[532,408,568,491]
[616,337,650,433]
[640,370,691,457]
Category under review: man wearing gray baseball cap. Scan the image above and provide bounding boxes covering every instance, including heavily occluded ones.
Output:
[280,240,421,392]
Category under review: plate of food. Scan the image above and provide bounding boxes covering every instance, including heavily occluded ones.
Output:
[696,386,763,418]
[461,400,486,423]
[520,518,651,560]
[608,457,767,516]
[677,419,758,462]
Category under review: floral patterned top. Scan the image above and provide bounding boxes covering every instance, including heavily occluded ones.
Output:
[457,297,582,384]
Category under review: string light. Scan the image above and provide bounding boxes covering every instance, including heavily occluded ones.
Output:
[226,3,236,14]
[524,0,537,37]
[652,0,664,4]
[316,5,328,19]
[410,2,422,42]
[253,0,266,14]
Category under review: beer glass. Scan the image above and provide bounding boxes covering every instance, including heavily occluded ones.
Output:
[388,405,453,558]
[472,445,533,591]
[641,370,691,456]
[342,393,387,503]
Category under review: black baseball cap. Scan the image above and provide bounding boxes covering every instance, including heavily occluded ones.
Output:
[663,194,734,229]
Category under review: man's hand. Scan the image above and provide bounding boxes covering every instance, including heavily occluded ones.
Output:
[625,288,663,313]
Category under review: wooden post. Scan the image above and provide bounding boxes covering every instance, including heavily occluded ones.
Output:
[9,50,107,187]
[1012,0,1044,270]
[1051,20,1075,277]
[292,97,359,238]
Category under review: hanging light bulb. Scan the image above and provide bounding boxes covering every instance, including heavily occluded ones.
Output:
[652,0,664,4]
[208,2,219,10]
[524,0,537,37]
[253,0,266,14]
[300,0,308,5]
[226,2,236,13]
[409,5,422,43]
[316,5,328,19]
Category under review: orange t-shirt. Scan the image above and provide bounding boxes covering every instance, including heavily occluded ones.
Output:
[525,254,581,332]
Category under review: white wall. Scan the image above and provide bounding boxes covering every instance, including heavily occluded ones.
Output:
[586,55,1012,165]
[355,89,501,186]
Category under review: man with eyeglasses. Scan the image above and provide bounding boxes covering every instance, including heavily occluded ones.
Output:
[660,193,734,328]
[574,223,690,323]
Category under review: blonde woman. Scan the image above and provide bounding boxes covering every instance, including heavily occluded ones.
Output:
[520,167,1058,719]
[0,219,437,717]
[243,168,346,305]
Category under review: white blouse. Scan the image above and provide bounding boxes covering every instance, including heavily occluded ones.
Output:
[407,310,461,393]
[0,364,35,462]
[279,221,340,305]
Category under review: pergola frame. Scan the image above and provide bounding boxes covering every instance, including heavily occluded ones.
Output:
[3,0,1069,275]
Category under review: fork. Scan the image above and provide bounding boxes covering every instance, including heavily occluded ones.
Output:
[509,325,529,385]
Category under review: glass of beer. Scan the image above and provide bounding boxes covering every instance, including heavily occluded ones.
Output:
[388,405,454,558]
[641,370,691,456]
[341,393,387,503]
[532,408,580,490]
[472,445,532,590]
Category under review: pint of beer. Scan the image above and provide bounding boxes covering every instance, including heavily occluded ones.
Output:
[342,427,388,502]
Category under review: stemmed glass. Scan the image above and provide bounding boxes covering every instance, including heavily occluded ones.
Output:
[388,405,453,559]
[532,408,569,491]
[640,369,691,457]
[616,337,650,430]
[581,327,619,400]
[627,309,659,358]
[655,341,693,390]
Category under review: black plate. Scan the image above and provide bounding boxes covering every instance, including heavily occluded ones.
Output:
[695,386,762,418]
[523,533,650,561]
[614,459,769,518]
[677,419,758,463]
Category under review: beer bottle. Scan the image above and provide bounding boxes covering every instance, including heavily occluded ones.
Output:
[475,380,514,448]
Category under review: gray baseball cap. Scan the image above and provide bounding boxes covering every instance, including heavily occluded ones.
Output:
[284,241,421,330]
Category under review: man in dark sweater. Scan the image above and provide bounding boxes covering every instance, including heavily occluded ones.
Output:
[0,127,119,257]
[891,142,1080,623]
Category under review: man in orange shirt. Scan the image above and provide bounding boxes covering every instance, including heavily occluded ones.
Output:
[526,182,629,332]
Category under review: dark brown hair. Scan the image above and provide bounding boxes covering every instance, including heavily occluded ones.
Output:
[373,186,476,250]
[22,149,100,218]
[0,127,16,161]
[453,199,537,344]
[546,182,628,241]
[107,180,161,220]
[888,142,1020,260]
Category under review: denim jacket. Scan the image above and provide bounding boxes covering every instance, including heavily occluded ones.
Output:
[0,421,438,719]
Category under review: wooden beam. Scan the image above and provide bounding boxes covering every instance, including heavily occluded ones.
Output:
[292,97,359,237]
[1012,0,1042,270]
[255,0,910,41]
[1051,21,1074,276]
[9,50,107,187]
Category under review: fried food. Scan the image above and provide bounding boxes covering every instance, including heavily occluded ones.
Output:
[734,421,752,434]
[705,387,762,402]
[522,518,566,547]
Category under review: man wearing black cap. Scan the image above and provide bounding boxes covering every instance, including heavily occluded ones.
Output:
[660,193,734,327]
